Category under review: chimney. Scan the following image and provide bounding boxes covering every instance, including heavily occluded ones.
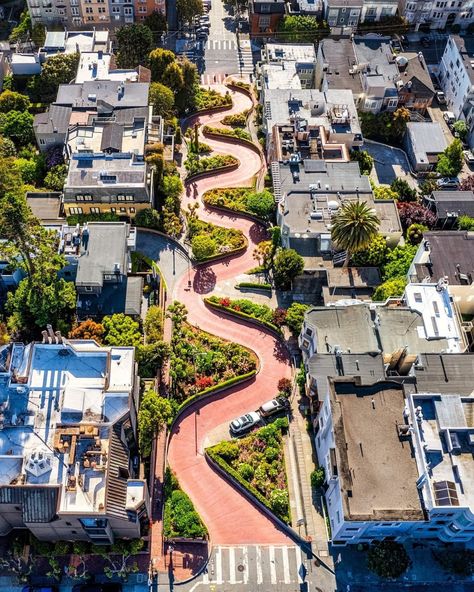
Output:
[41,330,49,344]
[46,324,57,343]
[55,331,63,344]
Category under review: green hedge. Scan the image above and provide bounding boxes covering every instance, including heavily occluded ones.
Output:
[175,370,257,415]
[236,282,272,291]
[195,242,247,263]
[203,125,252,142]
[206,447,290,524]
[204,297,282,336]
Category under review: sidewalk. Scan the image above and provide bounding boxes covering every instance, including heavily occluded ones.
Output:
[285,385,333,568]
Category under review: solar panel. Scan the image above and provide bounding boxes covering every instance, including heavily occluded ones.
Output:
[433,480,459,506]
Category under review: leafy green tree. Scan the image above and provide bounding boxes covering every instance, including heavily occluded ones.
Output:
[144,304,163,342]
[149,48,176,81]
[39,53,80,101]
[177,0,203,24]
[137,341,170,378]
[0,137,16,158]
[44,164,68,191]
[373,278,407,301]
[458,215,474,230]
[453,119,468,140]
[367,541,411,579]
[419,173,439,196]
[286,302,309,335]
[116,24,153,69]
[162,174,183,201]
[273,249,304,289]
[390,178,417,202]
[351,234,388,267]
[102,313,142,347]
[31,23,46,47]
[0,90,30,113]
[278,15,323,42]
[350,149,373,175]
[9,11,30,43]
[134,207,161,230]
[406,223,427,245]
[381,243,417,281]
[14,158,39,185]
[144,10,168,37]
[191,235,217,260]
[373,185,398,200]
[0,111,34,147]
[7,276,76,337]
[437,139,464,177]
[175,60,199,112]
[149,82,175,117]
[138,389,172,457]
[331,201,380,265]
[162,62,185,93]
[245,190,275,219]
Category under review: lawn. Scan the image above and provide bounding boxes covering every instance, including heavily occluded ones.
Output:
[168,302,258,402]
[207,419,290,523]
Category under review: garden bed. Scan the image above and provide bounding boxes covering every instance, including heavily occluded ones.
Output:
[188,216,247,262]
[206,419,290,523]
[202,187,275,220]
[221,111,249,127]
[163,468,208,540]
[205,296,284,336]
[185,154,239,181]
[194,88,233,112]
[202,125,251,142]
[168,302,258,403]
[236,282,272,291]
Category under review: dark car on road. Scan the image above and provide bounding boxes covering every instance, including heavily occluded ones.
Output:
[72,585,122,592]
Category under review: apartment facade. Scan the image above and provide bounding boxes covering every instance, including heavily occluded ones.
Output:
[0,337,149,542]
[401,0,474,30]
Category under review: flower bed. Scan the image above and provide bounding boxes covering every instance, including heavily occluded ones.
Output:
[194,88,233,112]
[205,295,285,335]
[228,79,251,91]
[202,187,274,219]
[221,112,249,127]
[185,154,239,178]
[203,125,251,142]
[206,418,290,523]
[163,468,208,540]
[188,216,247,262]
[167,302,258,403]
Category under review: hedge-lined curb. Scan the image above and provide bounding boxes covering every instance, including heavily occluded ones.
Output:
[206,447,290,523]
[191,102,233,116]
[174,370,258,416]
[185,161,239,183]
[202,125,252,143]
[204,297,283,337]
[226,81,253,99]
[236,282,272,291]
[202,197,268,225]
[194,238,248,264]
[202,128,261,156]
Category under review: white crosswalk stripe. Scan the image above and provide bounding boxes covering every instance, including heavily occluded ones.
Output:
[200,72,228,85]
[209,544,308,586]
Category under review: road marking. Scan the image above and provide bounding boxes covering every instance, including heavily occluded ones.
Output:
[295,544,304,584]
[215,547,223,584]
[229,546,236,584]
[242,546,249,584]
[269,545,277,585]
[256,545,263,585]
[282,546,291,584]
[202,566,209,584]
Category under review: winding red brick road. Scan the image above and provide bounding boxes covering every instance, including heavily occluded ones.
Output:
[167,85,292,545]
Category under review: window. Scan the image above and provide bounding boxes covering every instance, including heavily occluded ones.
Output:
[76,195,84,201]
[112,5,119,11]
[84,195,93,201]
[139,5,146,11]
[258,15,270,27]
[387,98,398,108]
[129,207,136,213]
[124,6,132,14]
[98,7,105,12]
[90,207,100,214]
[110,207,116,213]
[69,207,83,215]
[87,15,94,20]
[433,301,440,316]
[85,6,92,12]
[120,207,126,212]
[125,195,134,201]
[71,6,79,14]
[414,292,423,302]
[84,286,93,292]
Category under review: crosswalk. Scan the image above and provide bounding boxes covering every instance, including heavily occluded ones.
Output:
[205,39,239,51]
[200,545,309,587]
[201,72,229,84]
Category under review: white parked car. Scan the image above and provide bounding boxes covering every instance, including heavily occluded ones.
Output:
[229,412,260,435]
[464,150,474,165]
[258,398,288,418]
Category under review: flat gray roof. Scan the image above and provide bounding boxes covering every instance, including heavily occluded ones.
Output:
[414,353,474,396]
[319,38,363,94]
[55,81,149,110]
[76,222,128,287]
[332,380,423,521]
[406,122,448,164]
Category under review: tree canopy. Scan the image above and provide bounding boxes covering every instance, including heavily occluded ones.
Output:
[436,138,464,177]
[0,90,30,113]
[372,278,407,301]
[191,235,217,260]
[149,48,176,81]
[144,10,168,38]
[0,111,34,147]
[38,53,80,101]
[286,302,309,335]
[278,15,327,42]
[116,24,153,69]
[273,248,304,289]
[138,389,172,457]
[69,320,105,343]
[103,313,142,347]
[331,200,380,264]
[177,0,203,24]
[245,190,275,219]
[149,82,175,117]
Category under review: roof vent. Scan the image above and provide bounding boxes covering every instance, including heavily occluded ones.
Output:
[24,450,53,477]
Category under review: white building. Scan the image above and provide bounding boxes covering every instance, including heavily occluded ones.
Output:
[439,35,474,148]
[401,0,474,30]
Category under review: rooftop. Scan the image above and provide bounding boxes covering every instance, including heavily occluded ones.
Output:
[398,52,435,96]
[33,104,72,135]
[447,36,474,85]
[332,380,423,521]
[26,192,64,226]
[406,122,448,165]
[318,37,363,95]
[75,52,142,84]
[65,154,147,192]
[353,36,398,92]
[428,191,474,220]
[413,353,474,396]
[42,30,109,55]
[263,42,316,63]
[55,81,149,110]
[412,231,474,286]
[0,339,134,516]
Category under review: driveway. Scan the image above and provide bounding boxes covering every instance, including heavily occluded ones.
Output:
[365,140,418,188]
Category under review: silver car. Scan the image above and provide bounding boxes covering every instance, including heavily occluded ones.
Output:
[229,411,260,435]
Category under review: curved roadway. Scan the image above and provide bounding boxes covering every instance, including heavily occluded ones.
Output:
[167,85,293,545]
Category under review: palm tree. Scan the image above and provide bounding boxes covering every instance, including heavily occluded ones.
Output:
[331,200,380,266]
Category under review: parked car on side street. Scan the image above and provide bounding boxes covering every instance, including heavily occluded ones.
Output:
[436,91,446,105]
[421,36,431,47]
[443,111,456,126]
[229,411,260,435]
[464,150,474,164]
[258,397,289,418]
[436,177,460,189]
